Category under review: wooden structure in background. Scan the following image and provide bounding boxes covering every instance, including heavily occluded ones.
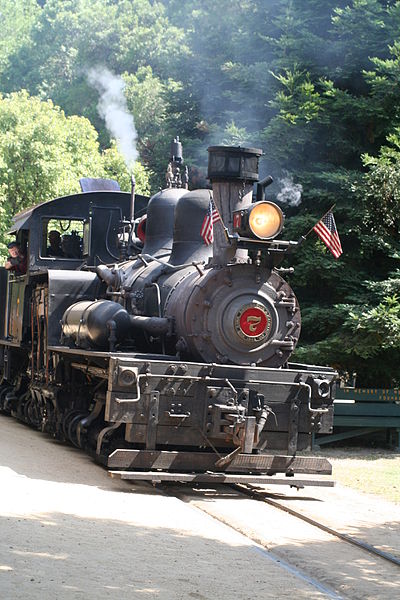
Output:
[315,387,400,450]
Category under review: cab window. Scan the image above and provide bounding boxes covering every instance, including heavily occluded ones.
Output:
[41,218,84,259]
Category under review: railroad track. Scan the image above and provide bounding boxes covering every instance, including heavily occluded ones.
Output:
[233,483,400,568]
[154,480,400,600]
[154,482,344,600]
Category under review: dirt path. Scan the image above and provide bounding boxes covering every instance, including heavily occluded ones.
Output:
[177,483,400,600]
[0,416,331,600]
[1,415,400,599]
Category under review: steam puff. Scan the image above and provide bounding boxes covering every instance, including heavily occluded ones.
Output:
[277,173,303,207]
[87,66,137,168]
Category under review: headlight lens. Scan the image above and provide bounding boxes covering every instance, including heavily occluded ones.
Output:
[248,201,284,239]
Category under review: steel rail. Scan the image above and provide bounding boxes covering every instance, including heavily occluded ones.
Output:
[232,483,400,568]
[155,481,344,600]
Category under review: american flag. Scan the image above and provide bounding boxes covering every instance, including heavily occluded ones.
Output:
[200,198,221,245]
[313,211,342,259]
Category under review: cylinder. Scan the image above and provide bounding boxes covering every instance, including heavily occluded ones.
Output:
[61,300,132,349]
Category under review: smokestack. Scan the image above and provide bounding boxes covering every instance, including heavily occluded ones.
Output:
[207,146,262,265]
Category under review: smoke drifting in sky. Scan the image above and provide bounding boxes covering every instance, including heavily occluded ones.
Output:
[87,66,137,169]
[277,173,303,207]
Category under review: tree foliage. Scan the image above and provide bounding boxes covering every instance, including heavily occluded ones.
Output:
[1,0,400,384]
[0,0,39,74]
[0,90,150,258]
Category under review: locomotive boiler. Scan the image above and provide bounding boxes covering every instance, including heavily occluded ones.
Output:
[0,142,336,485]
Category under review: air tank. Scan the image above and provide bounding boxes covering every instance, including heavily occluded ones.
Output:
[61,300,131,349]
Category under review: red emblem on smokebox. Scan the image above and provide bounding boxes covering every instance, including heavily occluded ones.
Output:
[240,307,267,337]
[234,303,272,343]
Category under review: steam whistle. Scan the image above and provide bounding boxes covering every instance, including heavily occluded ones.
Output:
[166,136,189,189]
[130,173,136,223]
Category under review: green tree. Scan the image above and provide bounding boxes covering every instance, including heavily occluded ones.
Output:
[361,128,400,238]
[2,0,400,383]
[0,91,102,213]
[123,66,203,186]
[0,91,150,258]
[0,0,39,75]
[254,1,400,386]
[1,0,187,142]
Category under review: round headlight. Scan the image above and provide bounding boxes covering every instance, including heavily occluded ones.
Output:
[248,201,284,239]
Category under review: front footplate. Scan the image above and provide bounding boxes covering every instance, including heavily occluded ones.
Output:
[107,450,334,487]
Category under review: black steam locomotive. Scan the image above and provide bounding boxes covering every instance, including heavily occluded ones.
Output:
[0,142,335,485]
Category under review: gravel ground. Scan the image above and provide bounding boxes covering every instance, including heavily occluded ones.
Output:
[1,415,400,600]
[178,482,400,600]
[310,447,400,503]
[0,416,333,600]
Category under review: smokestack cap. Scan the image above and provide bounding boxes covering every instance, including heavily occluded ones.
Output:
[207,146,263,182]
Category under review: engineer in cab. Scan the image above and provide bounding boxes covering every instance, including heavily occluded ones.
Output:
[4,241,27,275]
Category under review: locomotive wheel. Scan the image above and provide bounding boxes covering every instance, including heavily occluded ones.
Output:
[67,413,87,448]
[0,386,13,414]
[23,396,33,424]
[62,409,82,439]
[25,397,41,429]
[4,392,18,415]
[11,391,28,421]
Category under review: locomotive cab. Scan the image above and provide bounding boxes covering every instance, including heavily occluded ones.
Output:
[0,188,149,348]
[8,190,147,272]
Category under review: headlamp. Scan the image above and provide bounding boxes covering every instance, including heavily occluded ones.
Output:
[233,201,284,240]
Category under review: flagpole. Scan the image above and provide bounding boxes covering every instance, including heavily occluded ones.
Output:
[302,203,336,239]
[210,194,230,242]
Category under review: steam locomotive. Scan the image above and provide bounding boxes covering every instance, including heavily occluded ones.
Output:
[0,142,336,485]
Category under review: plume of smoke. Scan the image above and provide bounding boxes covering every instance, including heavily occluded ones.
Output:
[276,172,303,207]
[87,66,137,169]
